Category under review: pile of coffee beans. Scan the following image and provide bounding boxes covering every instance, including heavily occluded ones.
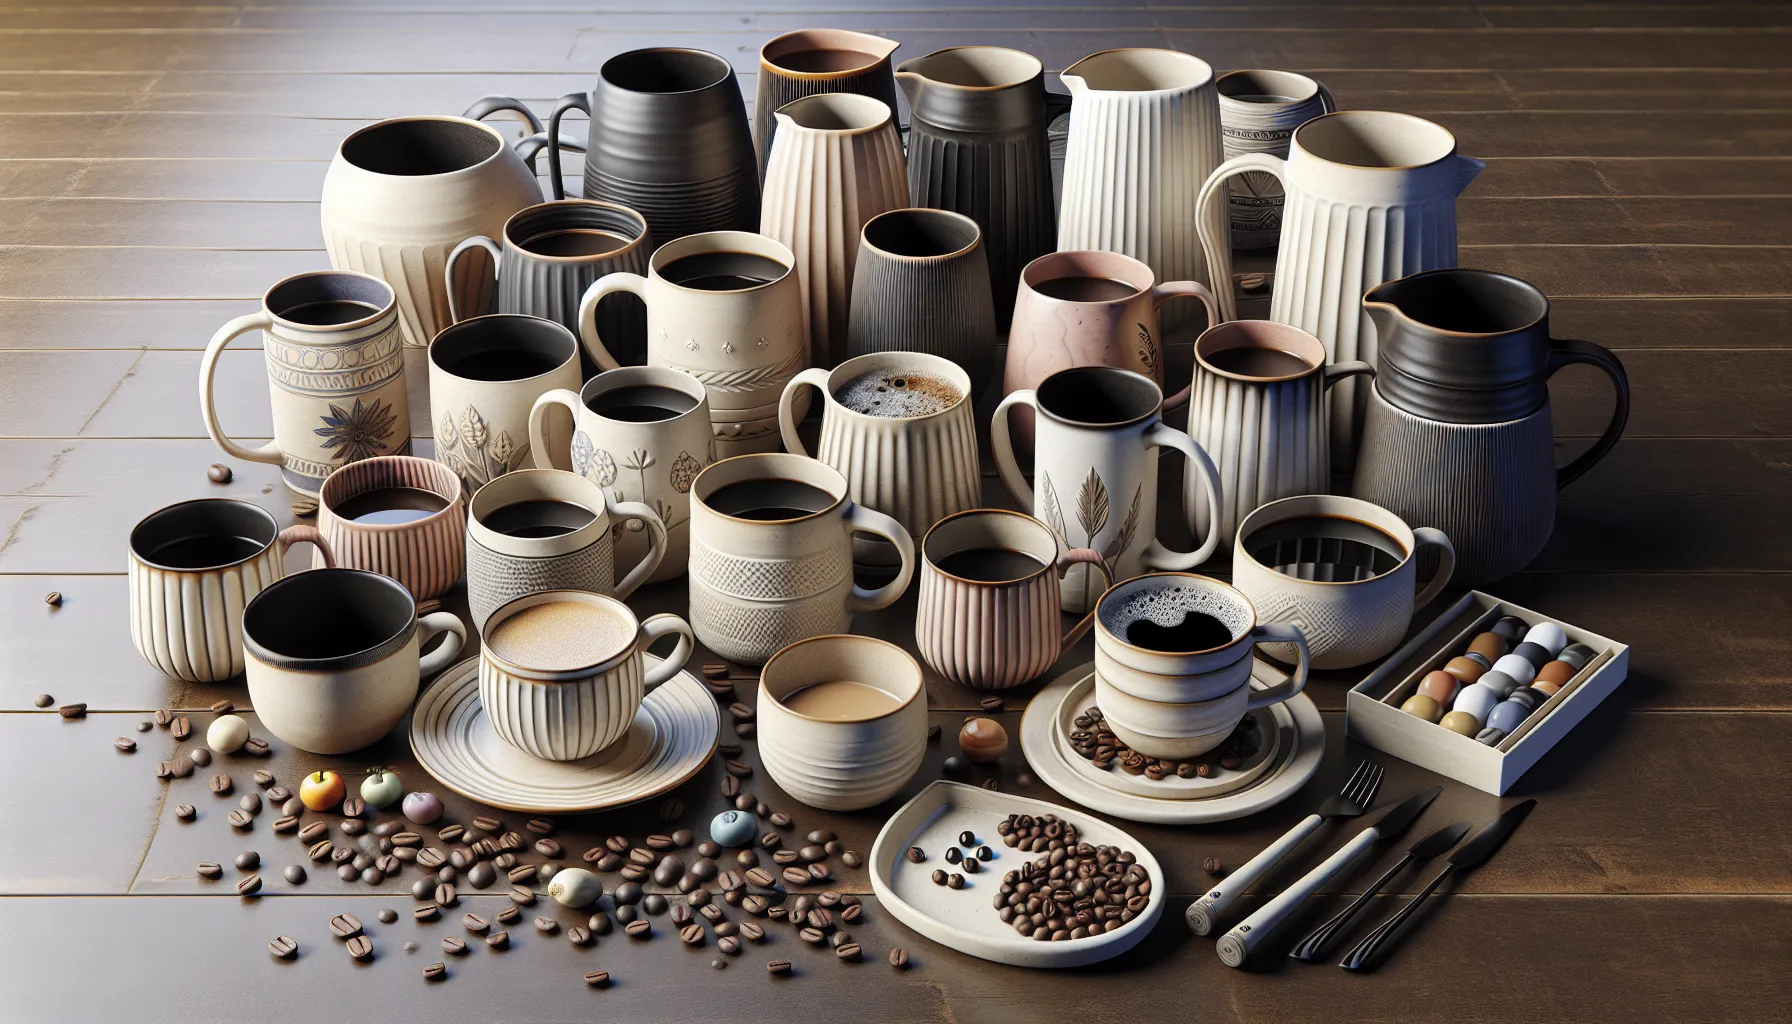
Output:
[991,812,1150,941]
[1067,706,1259,779]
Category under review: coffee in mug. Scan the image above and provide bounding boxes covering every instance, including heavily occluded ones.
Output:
[485,597,636,671]
[480,498,599,538]
[280,299,386,326]
[1243,513,1406,582]
[428,313,583,496]
[658,250,789,291]
[518,228,632,258]
[1200,345,1314,379]
[779,679,907,721]
[330,486,451,526]
[1028,276,1139,303]
[314,455,467,601]
[703,477,838,521]
[586,383,700,423]
[830,369,962,418]
[1098,578,1247,653]
[933,546,1046,583]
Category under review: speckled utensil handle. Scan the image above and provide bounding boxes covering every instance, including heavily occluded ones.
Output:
[1339,864,1456,972]
[1217,826,1380,967]
[1186,811,1323,935]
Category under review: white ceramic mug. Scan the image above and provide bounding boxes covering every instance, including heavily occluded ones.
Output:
[756,635,928,811]
[428,313,583,498]
[478,589,694,762]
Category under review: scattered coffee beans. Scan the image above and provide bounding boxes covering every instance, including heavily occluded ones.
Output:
[376,908,398,924]
[584,970,611,988]
[170,716,189,739]
[234,851,259,871]
[767,959,792,976]
[236,875,263,896]
[472,815,501,833]
[625,920,651,939]
[496,906,520,926]
[567,925,592,946]
[268,935,298,959]
[509,886,535,906]
[175,803,196,822]
[889,946,910,969]
[113,737,137,753]
[209,773,232,795]
[190,747,212,767]
[422,961,447,981]
[535,917,559,935]
[346,935,373,961]
[947,873,965,889]
[329,913,363,939]
[33,694,53,708]
[197,862,223,880]
[284,865,306,884]
[485,931,510,950]
[227,809,254,830]
[60,703,88,720]
[137,721,153,733]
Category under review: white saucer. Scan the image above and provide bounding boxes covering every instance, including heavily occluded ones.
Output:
[1052,673,1281,800]
[410,655,719,813]
[1020,662,1325,824]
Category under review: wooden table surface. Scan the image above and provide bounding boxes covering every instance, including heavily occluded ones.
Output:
[3,1,1788,1021]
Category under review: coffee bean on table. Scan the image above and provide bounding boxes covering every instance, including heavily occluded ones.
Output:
[268,934,299,960]
[502,864,532,885]
[534,916,559,935]
[565,924,592,946]
[642,894,668,915]
[498,831,524,852]
[137,721,153,733]
[239,793,261,815]
[236,875,262,896]
[947,873,964,889]
[175,804,196,822]
[534,838,563,858]
[733,794,754,812]
[724,759,752,778]
[169,716,189,739]
[625,920,651,939]
[472,815,501,833]
[337,797,363,819]
[485,931,510,950]
[280,796,302,816]
[671,904,693,926]
[509,886,536,906]
[780,867,809,887]
[345,935,373,961]
[59,703,87,720]
[272,815,299,835]
[340,818,367,837]
[721,775,741,799]
[377,854,400,875]
[337,864,359,881]
[889,946,910,969]
[228,810,254,830]
[962,857,980,874]
[171,758,194,779]
[33,694,53,708]
[767,959,792,976]
[680,923,705,946]
[584,970,611,988]
[196,862,223,880]
[734,722,755,739]
[496,906,522,927]
[234,850,260,871]
[360,866,384,885]
[307,840,334,863]
[156,762,175,780]
[113,737,137,753]
[433,883,457,907]
[657,797,684,823]
[243,737,272,757]
[189,747,212,768]
[422,961,447,981]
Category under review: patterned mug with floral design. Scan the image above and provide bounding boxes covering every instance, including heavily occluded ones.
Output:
[427,313,583,500]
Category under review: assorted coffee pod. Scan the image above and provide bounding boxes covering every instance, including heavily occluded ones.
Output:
[1398,614,1596,743]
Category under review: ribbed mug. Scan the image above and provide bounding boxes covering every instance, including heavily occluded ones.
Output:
[314,455,466,602]
[846,208,998,398]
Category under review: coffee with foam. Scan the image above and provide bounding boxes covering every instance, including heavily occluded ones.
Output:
[832,370,961,418]
[1098,577,1251,652]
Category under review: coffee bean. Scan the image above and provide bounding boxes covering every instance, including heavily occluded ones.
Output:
[565,924,592,947]
[33,694,53,708]
[733,794,755,812]
[307,840,334,863]
[498,864,530,886]
[59,703,87,720]
[189,747,211,767]
[509,886,535,906]
[701,662,729,679]
[239,792,262,815]
[359,866,384,885]
[642,894,668,915]
[797,844,827,864]
[767,959,793,976]
[843,904,865,926]
[422,961,447,982]
[433,883,457,907]
[496,906,520,925]
[835,941,863,961]
[741,895,768,916]
[236,875,262,897]
[979,696,1004,712]
[625,920,651,940]
[738,922,765,944]
[336,797,363,819]
[472,815,501,833]
[976,845,994,861]
[532,838,563,859]
[780,867,810,887]
[408,907,437,925]
[765,811,792,830]
[947,873,965,889]
[171,758,194,779]
[754,802,771,818]
[670,903,693,927]
[497,831,524,853]
[485,930,510,950]
[112,736,137,754]
[534,916,559,935]
[280,796,302,816]
[345,935,373,961]
[174,803,196,822]
[326,913,363,940]
[261,933,299,962]
[772,849,799,866]
[137,721,153,733]
[889,946,910,968]
[169,716,189,739]
[232,850,259,871]
[744,867,775,887]
[377,854,400,874]
[759,833,781,850]
[208,773,232,795]
[724,759,752,778]
[153,708,172,727]
[721,775,741,799]
[674,922,703,946]
[196,862,223,880]
[331,846,354,865]
[469,837,497,858]
[227,810,254,830]
[243,737,271,757]
[735,722,756,739]
[584,970,611,988]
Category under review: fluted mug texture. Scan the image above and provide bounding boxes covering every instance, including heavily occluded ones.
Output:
[846,208,997,398]
[754,29,901,181]
[315,455,466,602]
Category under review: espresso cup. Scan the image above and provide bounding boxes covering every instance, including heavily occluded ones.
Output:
[1231,494,1456,670]
[465,468,667,634]
[244,568,466,754]
[915,509,1110,691]
[1093,572,1308,759]
[129,498,336,683]
[756,635,928,811]
[479,589,695,761]
[428,313,583,497]
[315,455,466,601]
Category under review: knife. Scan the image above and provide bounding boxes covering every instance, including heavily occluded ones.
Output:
[1216,786,1441,968]
[1339,799,1536,972]
[1287,820,1469,962]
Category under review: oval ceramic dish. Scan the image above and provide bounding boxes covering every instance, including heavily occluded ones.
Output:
[410,655,718,812]
[868,780,1165,968]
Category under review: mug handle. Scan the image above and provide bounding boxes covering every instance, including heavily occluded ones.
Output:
[1315,82,1337,114]
[607,499,668,600]
[576,272,648,371]
[1324,360,1376,388]
[1140,422,1223,569]
[417,611,468,679]
[777,367,831,457]
[1195,152,1288,323]
[1153,281,1220,408]
[444,235,502,325]
[199,312,284,466]
[640,613,696,689]
[1243,622,1309,710]
[1410,526,1456,612]
[276,525,335,568]
[1546,338,1631,490]
[545,91,591,201]
[463,95,543,136]
[1057,547,1111,650]
[843,503,916,613]
[528,388,584,471]
[989,389,1039,508]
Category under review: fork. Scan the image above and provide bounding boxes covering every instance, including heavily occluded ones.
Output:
[1185,760,1384,936]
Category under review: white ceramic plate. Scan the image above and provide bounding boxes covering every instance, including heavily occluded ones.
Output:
[868,780,1166,968]
[1020,662,1325,824]
[1052,673,1281,800]
[410,656,719,813]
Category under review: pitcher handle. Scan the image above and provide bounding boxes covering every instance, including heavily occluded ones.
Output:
[777,367,831,457]
[576,272,648,371]
[1324,360,1376,387]
[416,611,468,679]
[843,503,915,613]
[1044,90,1074,121]
[1152,280,1221,408]
[989,389,1038,508]
[1243,623,1309,710]
[607,500,668,600]
[1409,526,1455,612]
[276,525,335,569]
[527,388,584,471]
[1057,548,1111,650]
[199,312,283,466]
[1195,152,1287,323]
[1547,338,1631,490]
[545,91,592,201]
[464,95,543,135]
[515,130,586,176]
[1140,422,1223,569]
[445,235,502,325]
[640,613,696,689]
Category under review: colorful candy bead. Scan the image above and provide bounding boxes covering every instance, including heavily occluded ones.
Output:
[1401,693,1443,723]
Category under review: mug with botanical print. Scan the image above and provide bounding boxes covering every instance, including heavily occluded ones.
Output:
[427,313,582,498]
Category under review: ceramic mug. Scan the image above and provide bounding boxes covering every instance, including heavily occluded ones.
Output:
[915,509,1110,691]
[1093,572,1308,759]
[129,498,336,683]
[244,568,466,754]
[200,270,411,497]
[314,455,466,602]
[478,589,695,761]
[688,453,915,665]
[531,366,716,585]
[1231,494,1455,670]
[754,28,901,181]
[756,635,928,811]
[1216,70,1334,250]
[465,468,666,634]
[428,313,583,498]
[845,208,998,398]
[992,366,1223,615]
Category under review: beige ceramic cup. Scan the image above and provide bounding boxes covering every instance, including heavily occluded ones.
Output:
[244,568,466,754]
[478,590,695,762]
[915,510,1110,690]
[129,498,336,683]
[314,455,466,602]
[756,635,928,810]
[428,313,583,498]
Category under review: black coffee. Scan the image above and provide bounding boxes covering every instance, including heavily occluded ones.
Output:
[146,534,265,569]
[281,300,382,326]
[705,478,835,521]
[520,228,631,258]
[1245,514,1405,582]
[441,348,565,382]
[481,499,597,539]
[1204,346,1314,378]
[1032,276,1138,303]
[332,486,450,526]
[1125,611,1234,652]
[935,547,1045,583]
[661,250,787,291]
[588,385,699,422]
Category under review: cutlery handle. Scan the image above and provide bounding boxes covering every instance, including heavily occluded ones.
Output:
[1186,813,1322,936]
[1339,865,1454,972]
[1217,827,1379,967]
[1288,855,1410,962]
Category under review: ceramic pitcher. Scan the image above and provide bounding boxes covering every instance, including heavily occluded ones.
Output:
[755,29,901,181]
[992,366,1223,614]
[548,48,759,243]
[321,115,542,353]
[1196,110,1484,465]
[760,93,909,370]
[200,271,411,497]
[846,208,998,397]
[1184,320,1374,542]
[1057,48,1226,333]
[897,46,1070,328]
